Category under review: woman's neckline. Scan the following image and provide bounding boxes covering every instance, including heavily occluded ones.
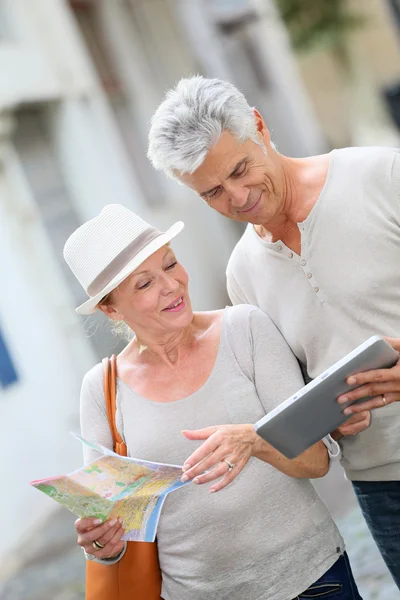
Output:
[116,308,230,406]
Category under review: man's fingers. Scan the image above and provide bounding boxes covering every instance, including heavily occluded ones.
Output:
[383,337,400,352]
[340,413,370,435]
[338,380,398,404]
[344,395,397,415]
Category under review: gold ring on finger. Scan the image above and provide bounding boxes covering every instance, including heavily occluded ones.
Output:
[382,395,387,406]
[92,539,105,550]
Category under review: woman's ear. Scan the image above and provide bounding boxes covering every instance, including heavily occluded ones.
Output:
[97,302,124,322]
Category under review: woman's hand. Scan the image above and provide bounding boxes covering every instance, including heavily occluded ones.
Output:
[75,517,125,560]
[337,337,400,414]
[180,424,257,493]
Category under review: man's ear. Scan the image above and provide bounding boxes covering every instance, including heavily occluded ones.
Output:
[253,108,271,144]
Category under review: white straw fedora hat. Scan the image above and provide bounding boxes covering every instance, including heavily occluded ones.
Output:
[63,204,184,315]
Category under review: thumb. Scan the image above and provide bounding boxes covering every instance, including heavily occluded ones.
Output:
[181,426,219,440]
[383,336,400,352]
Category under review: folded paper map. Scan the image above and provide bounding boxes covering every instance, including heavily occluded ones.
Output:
[30,435,190,542]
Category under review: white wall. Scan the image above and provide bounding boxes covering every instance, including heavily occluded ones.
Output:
[0,142,96,573]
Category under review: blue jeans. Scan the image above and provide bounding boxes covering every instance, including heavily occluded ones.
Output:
[353,480,400,589]
[294,553,362,599]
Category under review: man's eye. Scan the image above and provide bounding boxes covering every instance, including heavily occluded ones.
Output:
[166,261,177,270]
[137,281,151,290]
[233,164,246,177]
[207,187,222,200]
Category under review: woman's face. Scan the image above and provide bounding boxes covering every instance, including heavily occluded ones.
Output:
[101,245,193,336]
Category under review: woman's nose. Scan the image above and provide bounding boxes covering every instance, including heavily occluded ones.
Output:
[162,275,179,294]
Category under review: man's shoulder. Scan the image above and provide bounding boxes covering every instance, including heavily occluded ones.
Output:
[227,224,257,277]
[333,146,398,177]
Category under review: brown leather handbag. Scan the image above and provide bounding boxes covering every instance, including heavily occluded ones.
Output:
[85,355,162,600]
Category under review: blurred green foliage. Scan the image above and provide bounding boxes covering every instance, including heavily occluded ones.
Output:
[275,0,365,62]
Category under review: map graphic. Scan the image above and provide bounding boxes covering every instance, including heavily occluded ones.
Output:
[30,436,189,542]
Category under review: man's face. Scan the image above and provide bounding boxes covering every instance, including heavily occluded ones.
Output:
[178,118,284,226]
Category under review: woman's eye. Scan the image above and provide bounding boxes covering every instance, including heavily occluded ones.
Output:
[166,261,177,270]
[137,281,151,290]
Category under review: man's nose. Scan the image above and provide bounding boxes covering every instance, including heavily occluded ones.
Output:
[226,185,249,209]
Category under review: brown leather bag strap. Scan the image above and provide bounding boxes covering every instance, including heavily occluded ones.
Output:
[103,355,127,456]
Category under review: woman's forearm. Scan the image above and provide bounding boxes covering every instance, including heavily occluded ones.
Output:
[252,433,329,479]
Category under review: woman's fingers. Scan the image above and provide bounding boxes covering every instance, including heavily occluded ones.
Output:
[75,517,103,533]
[192,460,229,485]
[182,429,222,472]
[76,518,124,557]
[87,526,126,560]
[209,460,246,493]
[181,446,227,482]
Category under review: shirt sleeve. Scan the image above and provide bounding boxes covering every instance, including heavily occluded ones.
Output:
[226,269,250,306]
[248,307,305,413]
[80,363,114,465]
[391,150,400,207]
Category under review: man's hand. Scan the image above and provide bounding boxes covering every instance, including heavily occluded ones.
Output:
[337,337,400,414]
[331,410,371,440]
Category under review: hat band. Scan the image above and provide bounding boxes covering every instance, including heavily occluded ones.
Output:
[87,226,162,297]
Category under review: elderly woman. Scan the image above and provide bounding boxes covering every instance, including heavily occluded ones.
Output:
[63,204,362,600]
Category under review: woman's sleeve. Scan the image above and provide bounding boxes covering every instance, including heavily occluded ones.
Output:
[80,363,127,565]
[248,307,305,413]
[248,308,341,461]
[80,363,114,465]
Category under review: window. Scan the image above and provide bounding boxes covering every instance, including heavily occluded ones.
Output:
[0,326,18,389]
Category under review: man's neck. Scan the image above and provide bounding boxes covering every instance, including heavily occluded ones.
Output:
[255,153,331,252]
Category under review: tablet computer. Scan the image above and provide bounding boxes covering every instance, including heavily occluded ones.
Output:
[254,336,399,459]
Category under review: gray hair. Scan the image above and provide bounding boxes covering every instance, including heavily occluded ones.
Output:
[148,76,259,179]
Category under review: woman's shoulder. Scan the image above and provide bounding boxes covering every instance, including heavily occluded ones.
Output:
[224,303,271,328]
[81,361,104,398]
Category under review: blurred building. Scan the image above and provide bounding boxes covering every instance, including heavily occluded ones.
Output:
[295,0,400,148]
[0,0,327,579]
[1,1,399,596]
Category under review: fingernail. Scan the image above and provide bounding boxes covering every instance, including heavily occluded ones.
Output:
[109,519,117,527]
[93,518,102,525]
[348,377,356,385]
[209,489,216,493]
[181,474,189,482]
[182,463,190,472]
[193,478,200,484]
[338,396,349,404]
[344,408,352,415]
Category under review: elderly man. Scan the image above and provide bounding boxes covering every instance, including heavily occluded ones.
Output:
[148,76,400,587]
